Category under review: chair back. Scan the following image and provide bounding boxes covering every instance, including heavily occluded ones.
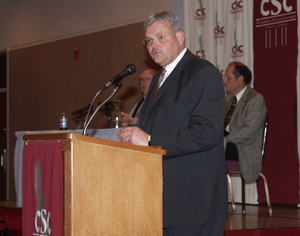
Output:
[261,114,269,164]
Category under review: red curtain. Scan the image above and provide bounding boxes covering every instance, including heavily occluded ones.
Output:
[253,1,299,204]
[22,140,66,236]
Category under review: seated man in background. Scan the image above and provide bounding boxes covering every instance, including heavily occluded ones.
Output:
[223,61,267,181]
[121,69,157,126]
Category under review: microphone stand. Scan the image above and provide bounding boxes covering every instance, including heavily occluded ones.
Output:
[82,82,122,136]
[73,104,93,130]
[103,101,114,128]
[73,112,83,130]
[106,104,112,128]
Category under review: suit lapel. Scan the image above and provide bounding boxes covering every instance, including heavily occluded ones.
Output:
[234,87,252,114]
[142,50,193,118]
[230,86,252,125]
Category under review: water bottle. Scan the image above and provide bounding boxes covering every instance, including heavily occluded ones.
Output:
[60,109,68,130]
[111,100,122,128]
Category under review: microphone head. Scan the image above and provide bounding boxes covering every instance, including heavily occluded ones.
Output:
[126,64,137,74]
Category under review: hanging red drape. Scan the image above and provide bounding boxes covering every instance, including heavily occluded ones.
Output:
[253,1,299,204]
[22,140,66,236]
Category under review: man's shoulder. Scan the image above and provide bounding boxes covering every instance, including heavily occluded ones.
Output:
[226,87,265,103]
[181,49,215,67]
[175,50,220,83]
[245,87,264,100]
[184,56,219,78]
[241,87,266,110]
[188,54,215,68]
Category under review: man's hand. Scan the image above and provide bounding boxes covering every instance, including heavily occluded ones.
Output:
[118,126,149,146]
[121,111,134,124]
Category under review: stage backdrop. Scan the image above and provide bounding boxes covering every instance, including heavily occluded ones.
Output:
[172,0,299,205]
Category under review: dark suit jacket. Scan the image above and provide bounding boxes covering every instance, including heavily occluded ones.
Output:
[128,96,144,126]
[139,50,228,228]
[225,86,267,181]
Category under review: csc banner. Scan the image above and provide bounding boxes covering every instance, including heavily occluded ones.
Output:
[22,140,66,236]
[253,0,299,204]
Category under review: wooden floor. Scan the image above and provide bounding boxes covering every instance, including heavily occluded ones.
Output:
[1,202,300,232]
[225,203,300,231]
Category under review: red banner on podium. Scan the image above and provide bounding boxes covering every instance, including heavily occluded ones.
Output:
[22,140,66,236]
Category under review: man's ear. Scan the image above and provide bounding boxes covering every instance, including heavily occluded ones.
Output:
[238,75,245,84]
[176,31,185,46]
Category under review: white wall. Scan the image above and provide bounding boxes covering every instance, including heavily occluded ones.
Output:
[0,0,173,49]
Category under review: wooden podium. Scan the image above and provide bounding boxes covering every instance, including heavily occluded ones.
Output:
[23,133,166,236]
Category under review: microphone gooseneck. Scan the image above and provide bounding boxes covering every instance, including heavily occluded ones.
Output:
[82,83,123,136]
[82,64,136,135]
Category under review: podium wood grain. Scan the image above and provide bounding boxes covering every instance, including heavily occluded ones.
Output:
[24,133,166,236]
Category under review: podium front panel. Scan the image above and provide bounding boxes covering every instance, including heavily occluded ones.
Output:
[67,139,163,235]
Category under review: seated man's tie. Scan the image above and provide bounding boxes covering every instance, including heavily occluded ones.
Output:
[224,96,237,129]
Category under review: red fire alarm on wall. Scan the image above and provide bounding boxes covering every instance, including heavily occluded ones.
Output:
[74,47,79,60]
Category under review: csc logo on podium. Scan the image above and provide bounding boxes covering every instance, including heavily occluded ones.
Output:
[35,209,51,235]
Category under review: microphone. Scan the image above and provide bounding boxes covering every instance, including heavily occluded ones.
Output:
[101,64,137,90]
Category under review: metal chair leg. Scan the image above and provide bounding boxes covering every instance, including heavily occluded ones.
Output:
[259,173,272,216]
[242,177,245,214]
[227,174,236,211]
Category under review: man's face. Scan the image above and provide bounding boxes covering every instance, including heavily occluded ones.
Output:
[139,70,153,96]
[145,21,184,67]
[223,64,242,94]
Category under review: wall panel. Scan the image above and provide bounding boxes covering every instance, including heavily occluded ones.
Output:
[8,22,161,200]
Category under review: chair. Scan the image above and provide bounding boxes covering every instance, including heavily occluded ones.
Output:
[226,114,272,215]
[0,220,11,235]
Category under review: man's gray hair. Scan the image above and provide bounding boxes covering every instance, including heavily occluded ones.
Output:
[144,11,184,33]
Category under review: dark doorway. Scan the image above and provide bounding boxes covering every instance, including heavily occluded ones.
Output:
[0,51,7,201]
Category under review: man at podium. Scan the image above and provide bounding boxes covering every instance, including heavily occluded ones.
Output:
[119,11,228,236]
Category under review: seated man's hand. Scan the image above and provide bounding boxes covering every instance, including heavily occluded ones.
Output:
[121,111,133,124]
